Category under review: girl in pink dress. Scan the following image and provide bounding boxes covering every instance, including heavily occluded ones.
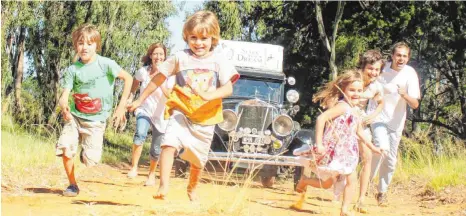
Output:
[291,70,381,216]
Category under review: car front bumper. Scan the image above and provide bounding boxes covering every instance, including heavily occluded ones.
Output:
[208,152,303,167]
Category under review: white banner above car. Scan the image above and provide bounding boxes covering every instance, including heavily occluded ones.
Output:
[215,40,284,73]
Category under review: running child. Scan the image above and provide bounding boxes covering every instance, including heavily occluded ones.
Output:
[56,24,133,197]
[354,49,387,213]
[127,10,239,201]
[291,70,381,216]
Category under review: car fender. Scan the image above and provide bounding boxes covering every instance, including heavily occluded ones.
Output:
[285,129,315,156]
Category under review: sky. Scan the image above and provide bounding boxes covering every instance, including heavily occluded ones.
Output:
[166,0,205,53]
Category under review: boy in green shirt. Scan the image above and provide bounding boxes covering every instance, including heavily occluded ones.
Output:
[56,24,132,197]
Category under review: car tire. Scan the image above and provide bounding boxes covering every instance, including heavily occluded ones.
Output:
[260,176,275,188]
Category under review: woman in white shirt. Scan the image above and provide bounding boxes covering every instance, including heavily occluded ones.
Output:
[127,43,174,186]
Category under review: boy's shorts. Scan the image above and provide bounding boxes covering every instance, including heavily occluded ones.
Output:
[161,111,214,169]
[55,115,106,167]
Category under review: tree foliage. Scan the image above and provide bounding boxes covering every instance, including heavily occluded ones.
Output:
[205,1,466,140]
[1,1,464,140]
[1,1,176,128]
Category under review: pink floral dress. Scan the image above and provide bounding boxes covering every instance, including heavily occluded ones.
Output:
[297,101,360,180]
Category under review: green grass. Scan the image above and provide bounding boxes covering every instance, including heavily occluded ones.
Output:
[0,114,143,189]
[102,129,143,165]
[428,159,466,190]
[393,133,466,191]
[1,129,58,172]
[1,115,65,188]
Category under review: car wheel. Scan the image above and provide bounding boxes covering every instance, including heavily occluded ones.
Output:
[260,176,275,188]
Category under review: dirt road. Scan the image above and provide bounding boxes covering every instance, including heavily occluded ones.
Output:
[2,164,465,216]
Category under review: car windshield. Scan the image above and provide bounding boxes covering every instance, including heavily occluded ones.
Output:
[231,78,283,103]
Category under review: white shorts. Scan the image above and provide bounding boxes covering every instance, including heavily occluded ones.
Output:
[162,111,215,169]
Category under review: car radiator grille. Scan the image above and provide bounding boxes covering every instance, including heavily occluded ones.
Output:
[237,105,273,131]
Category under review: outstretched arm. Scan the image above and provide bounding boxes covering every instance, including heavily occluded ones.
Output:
[363,93,384,125]
[113,70,133,124]
[356,124,381,154]
[127,73,167,112]
[127,79,141,103]
[193,81,233,101]
[58,88,73,121]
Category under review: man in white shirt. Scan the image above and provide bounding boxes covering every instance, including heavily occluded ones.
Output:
[370,42,421,206]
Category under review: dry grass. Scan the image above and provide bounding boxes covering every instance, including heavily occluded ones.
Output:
[393,132,466,191]
[1,115,66,192]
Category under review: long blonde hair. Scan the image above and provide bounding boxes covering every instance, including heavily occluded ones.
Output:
[312,70,363,109]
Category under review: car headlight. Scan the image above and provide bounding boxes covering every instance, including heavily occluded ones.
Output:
[286,90,299,103]
[272,115,293,136]
[287,76,296,86]
[218,110,237,131]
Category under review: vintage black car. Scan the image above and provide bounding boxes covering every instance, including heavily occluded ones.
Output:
[208,66,313,187]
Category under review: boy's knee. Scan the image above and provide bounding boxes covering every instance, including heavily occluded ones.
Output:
[56,145,77,159]
[80,149,102,167]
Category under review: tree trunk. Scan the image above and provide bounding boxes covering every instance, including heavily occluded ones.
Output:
[460,97,466,140]
[84,1,93,23]
[315,1,345,80]
[329,1,344,81]
[101,5,120,55]
[14,27,26,111]
[46,60,62,126]
[427,68,441,133]
[411,39,425,134]
[4,30,15,97]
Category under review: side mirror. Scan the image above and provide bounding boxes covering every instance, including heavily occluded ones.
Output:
[287,76,296,86]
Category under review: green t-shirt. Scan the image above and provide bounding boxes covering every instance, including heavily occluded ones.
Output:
[62,54,122,122]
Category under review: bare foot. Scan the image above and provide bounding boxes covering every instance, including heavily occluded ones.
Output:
[153,185,168,200]
[127,168,138,178]
[187,188,199,202]
[290,192,306,210]
[144,174,156,186]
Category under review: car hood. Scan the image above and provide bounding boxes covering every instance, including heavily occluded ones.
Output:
[223,98,279,110]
